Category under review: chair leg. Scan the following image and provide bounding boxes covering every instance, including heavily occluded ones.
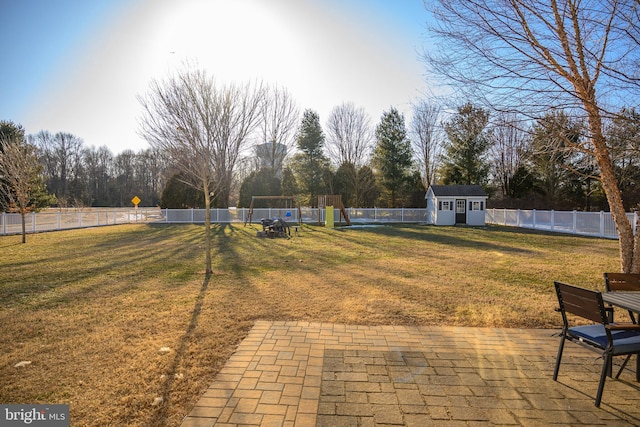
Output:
[615,355,633,379]
[596,353,610,407]
[553,335,566,381]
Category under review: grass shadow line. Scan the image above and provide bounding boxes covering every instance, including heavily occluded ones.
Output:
[149,273,211,427]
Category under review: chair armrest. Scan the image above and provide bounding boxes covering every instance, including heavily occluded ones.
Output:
[604,306,614,322]
[606,323,640,331]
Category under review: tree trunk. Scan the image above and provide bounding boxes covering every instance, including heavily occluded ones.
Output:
[203,180,213,275]
[20,212,26,244]
[583,100,636,273]
[633,214,640,273]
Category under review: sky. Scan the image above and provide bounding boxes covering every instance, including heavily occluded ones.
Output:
[1,0,432,154]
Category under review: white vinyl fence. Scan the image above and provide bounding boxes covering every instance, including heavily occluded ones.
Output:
[2,207,637,240]
[0,207,428,236]
[485,208,638,239]
[0,208,162,236]
[162,207,428,225]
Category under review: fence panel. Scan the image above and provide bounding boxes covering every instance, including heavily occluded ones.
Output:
[3,207,636,240]
[485,209,637,239]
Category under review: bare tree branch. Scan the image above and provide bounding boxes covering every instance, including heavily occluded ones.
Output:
[255,85,299,173]
[0,138,43,243]
[325,102,373,167]
[410,100,443,188]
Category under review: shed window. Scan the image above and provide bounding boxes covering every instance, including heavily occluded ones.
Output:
[439,201,452,211]
[470,201,485,211]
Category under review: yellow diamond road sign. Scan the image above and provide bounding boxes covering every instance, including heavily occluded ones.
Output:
[131,196,141,206]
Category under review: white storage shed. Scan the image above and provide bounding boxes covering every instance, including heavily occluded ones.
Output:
[426,185,488,226]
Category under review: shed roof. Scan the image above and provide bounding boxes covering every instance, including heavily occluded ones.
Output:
[428,185,488,197]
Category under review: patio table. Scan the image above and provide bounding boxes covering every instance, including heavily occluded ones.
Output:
[602,291,640,381]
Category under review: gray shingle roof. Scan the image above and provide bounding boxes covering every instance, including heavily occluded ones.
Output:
[428,185,487,197]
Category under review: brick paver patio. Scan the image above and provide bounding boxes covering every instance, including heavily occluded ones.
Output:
[180,321,640,426]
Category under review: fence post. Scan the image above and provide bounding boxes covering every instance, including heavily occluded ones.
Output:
[32,212,36,233]
[550,210,555,232]
[572,210,577,234]
[600,211,605,237]
[532,209,536,230]
[1,212,4,235]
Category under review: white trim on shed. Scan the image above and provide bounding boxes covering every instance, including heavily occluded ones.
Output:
[426,185,488,226]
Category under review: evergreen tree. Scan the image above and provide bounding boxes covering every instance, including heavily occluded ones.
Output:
[238,168,281,207]
[334,162,357,207]
[280,166,298,197]
[441,103,491,186]
[529,111,583,208]
[160,173,205,208]
[607,108,640,210]
[289,110,331,206]
[371,107,413,207]
[356,165,379,208]
[0,121,25,149]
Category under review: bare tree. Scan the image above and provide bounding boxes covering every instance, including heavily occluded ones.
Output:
[138,67,263,274]
[212,81,265,207]
[325,102,373,168]
[489,112,530,198]
[255,85,299,174]
[33,131,84,206]
[0,138,50,243]
[325,103,374,206]
[82,145,114,206]
[424,0,640,272]
[410,100,443,188]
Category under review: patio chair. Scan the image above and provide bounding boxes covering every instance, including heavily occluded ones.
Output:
[604,272,640,323]
[553,281,640,407]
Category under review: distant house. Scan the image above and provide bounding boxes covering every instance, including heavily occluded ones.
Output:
[425,185,488,226]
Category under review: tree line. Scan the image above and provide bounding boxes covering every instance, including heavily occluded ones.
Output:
[2,99,638,214]
[0,125,169,209]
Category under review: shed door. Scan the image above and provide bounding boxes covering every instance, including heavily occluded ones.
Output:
[455,199,466,224]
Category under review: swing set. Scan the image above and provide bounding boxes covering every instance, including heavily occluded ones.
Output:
[243,196,302,227]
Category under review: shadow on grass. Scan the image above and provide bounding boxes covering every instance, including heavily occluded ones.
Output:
[332,224,536,254]
[150,273,211,427]
[0,240,24,249]
[0,223,206,307]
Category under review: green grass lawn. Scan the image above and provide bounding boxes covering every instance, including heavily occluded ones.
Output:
[0,223,620,426]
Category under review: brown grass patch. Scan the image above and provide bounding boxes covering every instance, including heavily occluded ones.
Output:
[0,223,619,425]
